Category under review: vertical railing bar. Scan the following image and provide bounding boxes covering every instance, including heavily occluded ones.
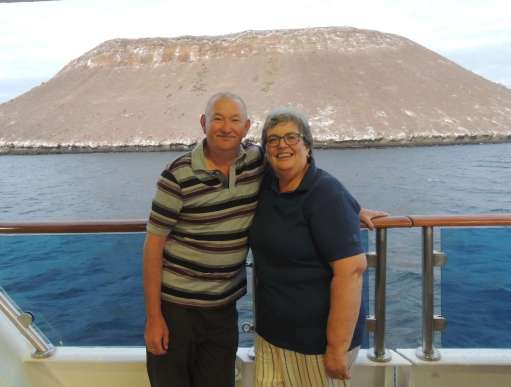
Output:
[374,228,387,356]
[239,261,256,360]
[250,260,256,360]
[417,226,441,360]
[368,228,391,362]
[423,226,434,354]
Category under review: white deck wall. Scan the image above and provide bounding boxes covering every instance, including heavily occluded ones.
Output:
[3,311,511,387]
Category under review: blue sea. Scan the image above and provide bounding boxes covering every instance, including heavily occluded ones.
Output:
[1,143,510,348]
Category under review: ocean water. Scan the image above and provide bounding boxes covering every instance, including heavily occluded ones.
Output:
[441,228,511,348]
[0,143,510,348]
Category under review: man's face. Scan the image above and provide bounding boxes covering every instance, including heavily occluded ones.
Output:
[201,97,250,154]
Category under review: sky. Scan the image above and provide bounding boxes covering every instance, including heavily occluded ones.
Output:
[1,0,510,103]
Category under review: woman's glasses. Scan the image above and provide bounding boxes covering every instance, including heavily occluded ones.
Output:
[266,132,303,148]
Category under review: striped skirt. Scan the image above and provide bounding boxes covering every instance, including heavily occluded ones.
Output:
[255,335,359,387]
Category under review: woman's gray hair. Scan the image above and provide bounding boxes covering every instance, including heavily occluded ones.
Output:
[261,107,314,160]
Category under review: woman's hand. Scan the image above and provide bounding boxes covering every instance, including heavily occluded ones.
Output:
[325,345,350,380]
[359,208,389,230]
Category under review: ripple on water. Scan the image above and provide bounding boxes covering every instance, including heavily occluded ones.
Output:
[1,144,510,346]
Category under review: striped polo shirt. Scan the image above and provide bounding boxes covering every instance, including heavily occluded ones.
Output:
[147,140,264,308]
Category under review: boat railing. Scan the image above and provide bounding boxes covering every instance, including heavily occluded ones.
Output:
[1,214,511,360]
[0,220,147,359]
[365,214,511,362]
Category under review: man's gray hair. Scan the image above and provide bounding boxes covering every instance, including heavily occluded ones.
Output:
[260,107,314,159]
[204,92,248,120]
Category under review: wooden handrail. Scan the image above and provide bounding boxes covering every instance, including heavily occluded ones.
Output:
[408,214,511,227]
[0,220,146,234]
[1,214,511,234]
[364,216,413,229]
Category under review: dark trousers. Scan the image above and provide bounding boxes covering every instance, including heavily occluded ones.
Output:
[146,301,239,387]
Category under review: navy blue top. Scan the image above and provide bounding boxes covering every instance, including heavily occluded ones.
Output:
[248,159,365,354]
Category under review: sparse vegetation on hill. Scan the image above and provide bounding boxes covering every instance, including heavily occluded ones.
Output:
[1,27,511,153]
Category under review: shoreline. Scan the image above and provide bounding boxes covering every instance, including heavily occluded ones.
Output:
[1,135,511,155]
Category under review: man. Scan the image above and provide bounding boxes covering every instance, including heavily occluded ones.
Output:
[143,92,384,387]
[144,92,264,387]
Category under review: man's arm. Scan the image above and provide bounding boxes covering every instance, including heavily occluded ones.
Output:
[324,253,367,380]
[143,231,169,355]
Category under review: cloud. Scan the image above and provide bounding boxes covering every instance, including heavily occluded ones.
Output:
[1,0,510,100]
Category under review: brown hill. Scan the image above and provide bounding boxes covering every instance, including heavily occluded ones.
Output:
[1,27,510,153]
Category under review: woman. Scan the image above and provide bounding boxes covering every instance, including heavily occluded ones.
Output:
[249,108,367,386]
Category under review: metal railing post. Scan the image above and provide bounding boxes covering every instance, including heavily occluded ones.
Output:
[416,226,442,360]
[249,260,256,360]
[367,228,391,362]
[0,289,55,358]
[240,261,256,360]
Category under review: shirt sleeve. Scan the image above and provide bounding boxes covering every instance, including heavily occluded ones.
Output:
[306,177,363,262]
[146,168,183,236]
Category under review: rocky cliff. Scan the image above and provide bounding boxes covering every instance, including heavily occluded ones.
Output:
[1,27,510,153]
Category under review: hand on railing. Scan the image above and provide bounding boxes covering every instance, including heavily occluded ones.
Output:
[359,209,389,230]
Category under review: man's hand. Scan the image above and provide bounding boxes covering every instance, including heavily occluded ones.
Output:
[145,314,169,355]
[325,345,350,380]
[359,208,389,230]
[143,232,168,355]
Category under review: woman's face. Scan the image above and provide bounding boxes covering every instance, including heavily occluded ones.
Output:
[265,121,309,179]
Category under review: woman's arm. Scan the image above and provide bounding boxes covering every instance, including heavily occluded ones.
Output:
[325,253,367,380]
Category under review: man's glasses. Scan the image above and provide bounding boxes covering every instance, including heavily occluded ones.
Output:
[266,132,303,148]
